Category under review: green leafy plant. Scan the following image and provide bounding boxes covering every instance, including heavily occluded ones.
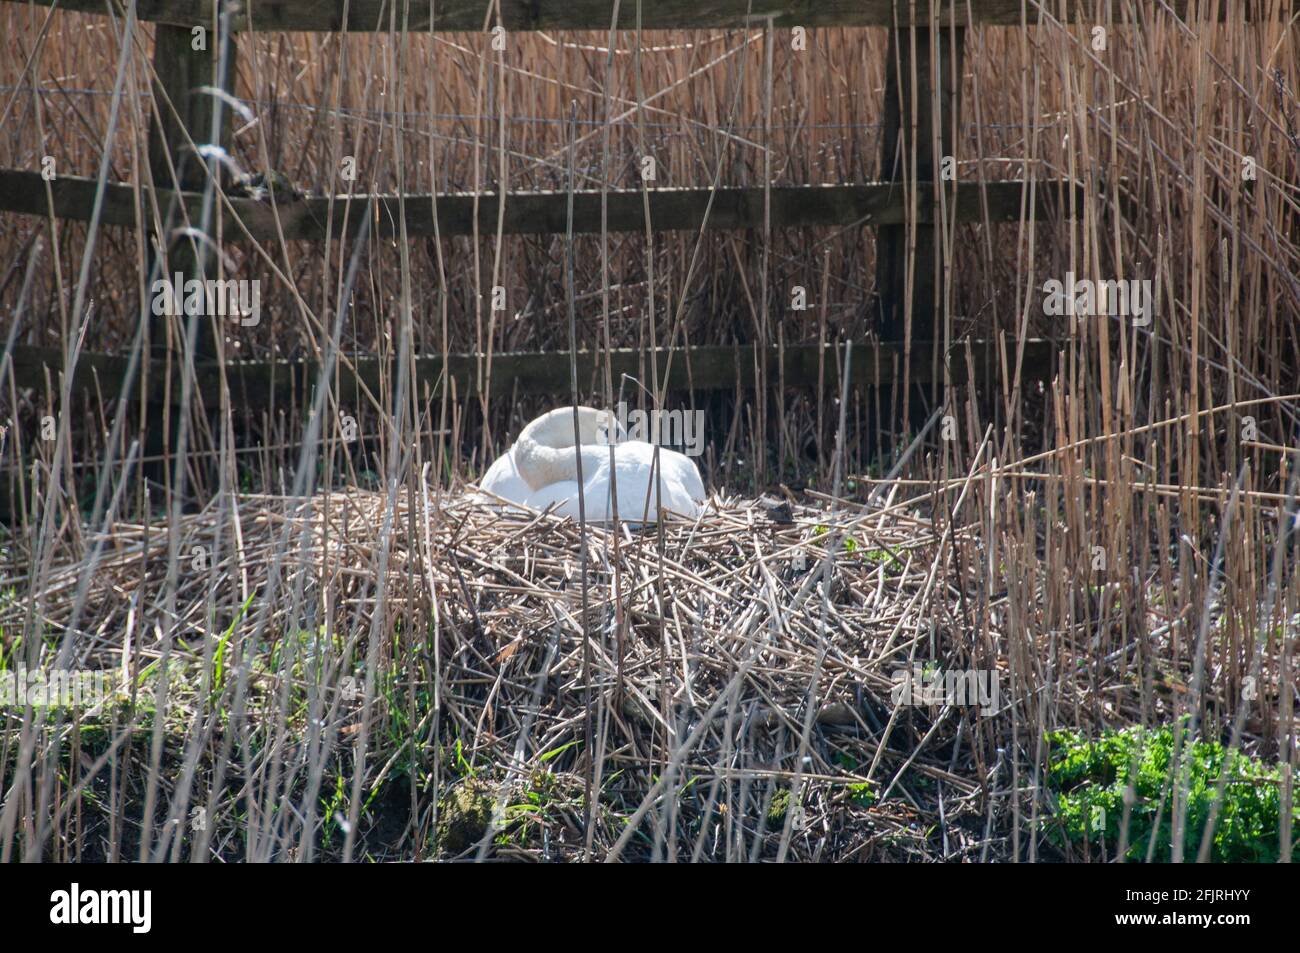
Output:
[847,782,876,807]
[1046,725,1298,862]
[766,788,792,826]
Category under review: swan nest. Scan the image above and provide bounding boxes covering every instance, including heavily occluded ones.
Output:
[17,484,1080,861]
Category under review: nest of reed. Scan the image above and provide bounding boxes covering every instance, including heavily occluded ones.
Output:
[9,466,1196,863]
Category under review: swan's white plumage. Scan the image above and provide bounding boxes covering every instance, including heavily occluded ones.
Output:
[577,440,703,521]
[476,407,705,523]
[478,446,531,502]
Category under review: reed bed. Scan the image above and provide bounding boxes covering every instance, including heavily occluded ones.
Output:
[2,431,1296,861]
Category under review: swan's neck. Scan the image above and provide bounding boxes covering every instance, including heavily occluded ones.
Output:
[514,409,595,490]
[514,438,585,490]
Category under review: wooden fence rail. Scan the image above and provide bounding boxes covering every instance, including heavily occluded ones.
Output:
[6,340,1055,405]
[4,0,1255,31]
[0,171,1083,239]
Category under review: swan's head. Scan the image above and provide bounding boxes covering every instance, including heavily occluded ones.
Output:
[586,407,625,446]
[512,406,626,492]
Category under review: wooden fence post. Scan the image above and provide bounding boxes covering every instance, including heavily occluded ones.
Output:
[143,13,237,483]
[874,24,965,345]
[146,16,236,362]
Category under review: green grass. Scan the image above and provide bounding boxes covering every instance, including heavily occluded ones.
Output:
[1046,725,1298,863]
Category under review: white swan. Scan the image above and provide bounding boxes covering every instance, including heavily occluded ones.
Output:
[478,406,705,522]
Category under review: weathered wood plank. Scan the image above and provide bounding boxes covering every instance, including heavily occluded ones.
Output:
[6,340,1055,405]
[148,19,235,362]
[0,171,1082,238]
[1,0,1270,31]
[5,347,145,398]
[147,24,219,193]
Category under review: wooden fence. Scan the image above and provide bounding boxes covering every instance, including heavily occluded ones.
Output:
[0,0,1267,405]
